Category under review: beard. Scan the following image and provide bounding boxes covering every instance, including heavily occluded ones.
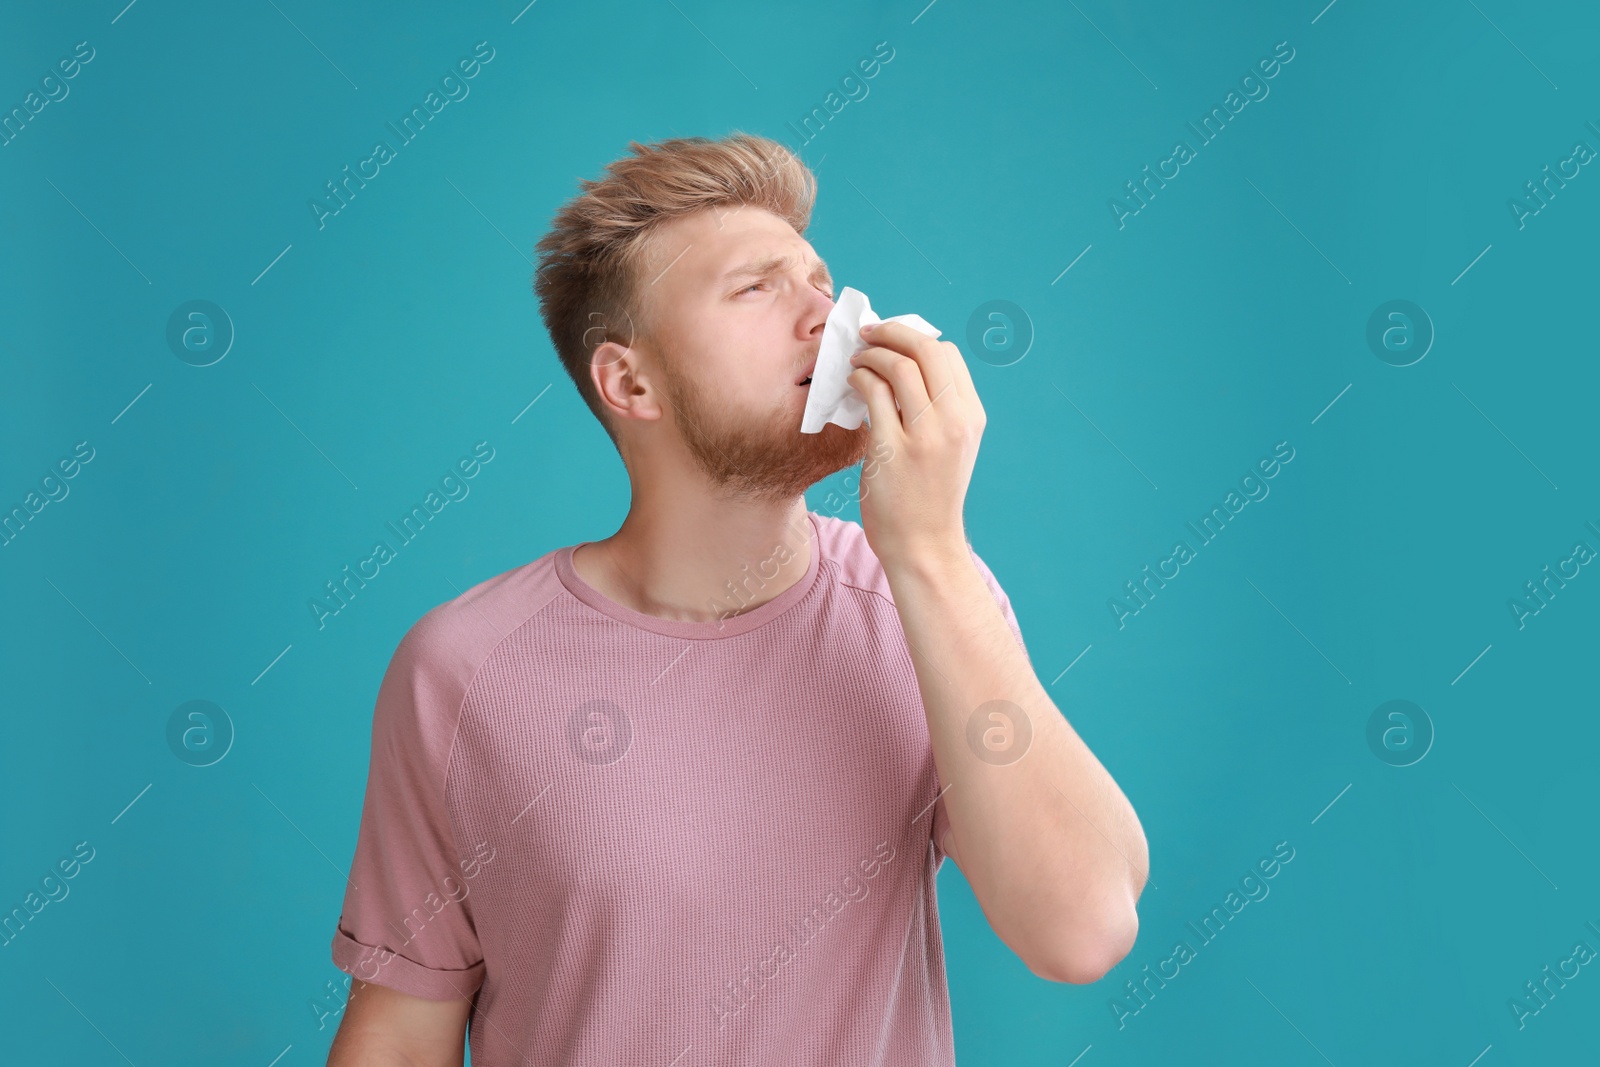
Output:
[656,341,872,502]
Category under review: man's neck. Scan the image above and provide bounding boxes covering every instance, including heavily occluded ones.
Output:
[572,497,815,623]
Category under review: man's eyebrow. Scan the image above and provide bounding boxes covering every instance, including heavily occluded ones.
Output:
[720,255,833,290]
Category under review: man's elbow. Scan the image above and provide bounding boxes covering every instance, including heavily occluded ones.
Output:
[1027,909,1139,985]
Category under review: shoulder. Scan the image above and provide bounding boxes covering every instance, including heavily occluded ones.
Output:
[810,510,1011,605]
[811,511,894,602]
[379,552,567,724]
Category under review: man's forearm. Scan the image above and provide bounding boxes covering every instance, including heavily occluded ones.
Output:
[885,541,1148,983]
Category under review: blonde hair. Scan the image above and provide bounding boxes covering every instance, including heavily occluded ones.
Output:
[532,132,818,450]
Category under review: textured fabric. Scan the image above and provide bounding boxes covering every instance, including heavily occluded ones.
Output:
[330,510,1028,1066]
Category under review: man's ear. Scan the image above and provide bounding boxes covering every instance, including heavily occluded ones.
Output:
[591,340,663,423]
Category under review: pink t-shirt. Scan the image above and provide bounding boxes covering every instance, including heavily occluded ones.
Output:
[331,510,1027,1066]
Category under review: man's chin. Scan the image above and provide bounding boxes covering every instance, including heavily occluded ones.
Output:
[667,376,875,500]
[797,423,873,484]
[706,422,873,502]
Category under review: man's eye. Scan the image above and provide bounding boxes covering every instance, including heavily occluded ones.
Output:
[737,281,831,298]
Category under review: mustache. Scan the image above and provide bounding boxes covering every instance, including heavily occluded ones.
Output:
[799,341,821,373]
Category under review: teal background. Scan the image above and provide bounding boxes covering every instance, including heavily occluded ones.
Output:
[3,0,1596,1062]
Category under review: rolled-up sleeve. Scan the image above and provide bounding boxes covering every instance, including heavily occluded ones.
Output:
[330,620,487,1002]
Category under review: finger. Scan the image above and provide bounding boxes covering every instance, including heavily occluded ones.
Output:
[851,344,931,421]
[942,339,977,401]
[860,321,958,403]
[848,365,907,446]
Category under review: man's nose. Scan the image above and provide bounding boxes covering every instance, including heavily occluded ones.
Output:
[812,289,835,322]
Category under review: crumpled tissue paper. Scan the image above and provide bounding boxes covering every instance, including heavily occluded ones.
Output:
[800,286,941,434]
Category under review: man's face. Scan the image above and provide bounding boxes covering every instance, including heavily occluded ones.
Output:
[628,204,871,501]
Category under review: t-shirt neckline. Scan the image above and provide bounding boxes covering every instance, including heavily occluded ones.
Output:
[554,511,821,639]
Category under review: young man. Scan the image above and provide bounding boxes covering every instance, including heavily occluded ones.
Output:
[327,133,1146,1066]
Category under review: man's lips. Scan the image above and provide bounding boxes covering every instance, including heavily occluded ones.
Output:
[795,357,817,386]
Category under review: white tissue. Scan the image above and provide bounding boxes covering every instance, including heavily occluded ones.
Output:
[800,286,942,433]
